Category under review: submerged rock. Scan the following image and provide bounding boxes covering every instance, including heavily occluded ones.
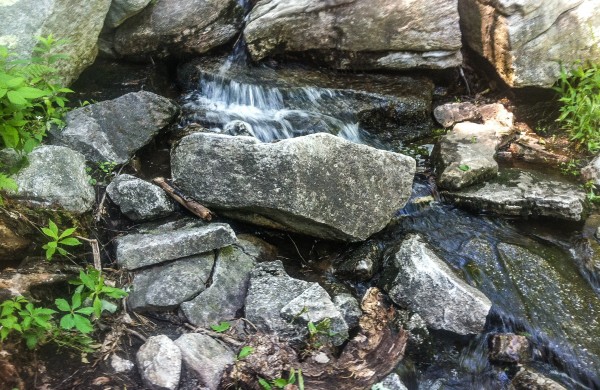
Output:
[116,222,236,270]
[460,0,600,87]
[180,243,256,327]
[127,253,214,311]
[114,0,243,58]
[443,169,587,221]
[245,261,350,345]
[174,333,235,390]
[381,234,492,335]
[0,0,112,85]
[509,367,567,390]
[489,333,530,363]
[52,91,179,164]
[106,174,175,221]
[171,133,415,241]
[9,145,94,214]
[244,0,462,70]
[434,103,515,190]
[136,335,181,390]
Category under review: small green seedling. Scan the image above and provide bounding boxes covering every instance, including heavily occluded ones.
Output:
[458,164,470,172]
[69,267,128,318]
[258,369,304,390]
[41,219,81,260]
[55,292,95,334]
[210,321,231,333]
[237,346,254,360]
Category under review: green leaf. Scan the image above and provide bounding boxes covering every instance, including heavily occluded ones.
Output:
[72,314,93,334]
[71,292,82,309]
[45,246,56,260]
[238,346,254,360]
[59,237,81,246]
[15,86,47,99]
[58,227,76,239]
[24,333,39,349]
[0,174,17,191]
[458,164,470,171]
[272,378,288,388]
[6,90,28,105]
[79,270,95,290]
[6,76,24,88]
[93,297,102,318]
[210,321,231,333]
[55,298,70,312]
[100,299,117,314]
[258,378,272,390]
[75,307,95,316]
[48,220,59,236]
[0,125,19,148]
[60,313,75,330]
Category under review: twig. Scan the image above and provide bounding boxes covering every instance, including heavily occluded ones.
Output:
[183,323,243,347]
[152,177,214,221]
[124,328,147,342]
[76,236,102,270]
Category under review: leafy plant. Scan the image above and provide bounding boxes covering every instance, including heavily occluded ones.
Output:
[86,160,118,185]
[584,180,600,203]
[258,369,304,390]
[55,292,95,333]
[210,321,231,333]
[555,62,600,152]
[0,296,56,349]
[69,267,128,318]
[41,219,82,260]
[559,159,581,177]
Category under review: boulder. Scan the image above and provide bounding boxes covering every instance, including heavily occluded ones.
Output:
[442,169,587,221]
[509,367,567,390]
[433,103,515,190]
[459,0,600,88]
[489,333,530,363]
[114,0,244,58]
[381,234,492,335]
[171,133,415,241]
[244,0,462,70]
[433,102,482,128]
[332,293,362,331]
[136,335,182,390]
[106,174,175,221]
[245,261,349,344]
[105,0,152,29]
[116,222,236,270]
[0,0,112,85]
[51,91,179,164]
[180,243,256,327]
[174,333,235,390]
[127,253,214,311]
[9,145,94,214]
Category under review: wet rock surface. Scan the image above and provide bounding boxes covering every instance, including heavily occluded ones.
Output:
[51,91,179,164]
[116,222,236,270]
[8,145,94,214]
[244,0,462,70]
[334,240,382,281]
[443,168,587,221]
[114,0,243,58]
[489,333,530,363]
[106,174,175,221]
[136,335,182,390]
[510,367,568,390]
[381,234,492,335]
[172,133,415,241]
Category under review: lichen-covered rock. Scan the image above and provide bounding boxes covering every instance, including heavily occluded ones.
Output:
[0,0,112,85]
[171,133,415,241]
[509,367,567,390]
[9,145,94,214]
[459,0,600,87]
[136,335,181,390]
[489,333,530,363]
[106,174,175,221]
[105,0,152,29]
[245,261,349,345]
[51,91,179,164]
[244,0,462,70]
[114,0,243,58]
[116,222,236,270]
[127,253,214,311]
[180,243,256,327]
[443,169,587,221]
[434,103,515,190]
[174,333,235,390]
[381,234,492,335]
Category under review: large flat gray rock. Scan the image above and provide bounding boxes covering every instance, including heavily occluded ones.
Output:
[116,222,236,270]
[244,0,462,70]
[52,91,178,164]
[9,145,94,214]
[171,133,415,241]
[381,234,492,335]
[114,0,243,58]
[443,169,587,221]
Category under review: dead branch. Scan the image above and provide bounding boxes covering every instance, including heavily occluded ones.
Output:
[152,177,213,221]
[76,236,101,270]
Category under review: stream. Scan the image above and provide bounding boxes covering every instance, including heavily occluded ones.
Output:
[176,54,600,389]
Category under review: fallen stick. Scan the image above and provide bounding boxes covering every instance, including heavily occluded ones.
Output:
[152,177,214,221]
[77,236,102,270]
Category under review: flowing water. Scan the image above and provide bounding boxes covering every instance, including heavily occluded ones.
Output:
[179,55,600,389]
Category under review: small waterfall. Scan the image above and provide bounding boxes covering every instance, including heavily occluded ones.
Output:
[181,72,370,145]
